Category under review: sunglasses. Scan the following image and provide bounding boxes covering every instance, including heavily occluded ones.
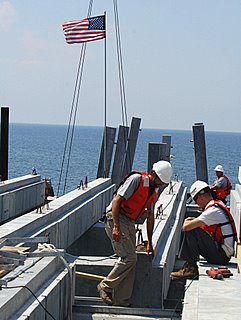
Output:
[193,189,206,202]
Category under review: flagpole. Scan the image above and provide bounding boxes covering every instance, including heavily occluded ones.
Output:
[104,11,107,177]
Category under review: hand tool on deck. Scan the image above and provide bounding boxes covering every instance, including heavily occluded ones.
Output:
[206,267,233,280]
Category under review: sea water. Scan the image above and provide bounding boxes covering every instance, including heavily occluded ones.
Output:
[8,123,241,195]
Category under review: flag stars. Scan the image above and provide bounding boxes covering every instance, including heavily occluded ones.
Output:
[88,16,105,30]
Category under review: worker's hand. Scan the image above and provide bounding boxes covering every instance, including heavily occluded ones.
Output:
[146,242,154,257]
[112,225,121,242]
[185,217,195,221]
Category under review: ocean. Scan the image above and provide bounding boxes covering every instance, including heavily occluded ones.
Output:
[8,123,241,195]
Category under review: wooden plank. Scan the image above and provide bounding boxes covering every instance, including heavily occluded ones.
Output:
[0,246,31,253]
[0,268,10,278]
[75,271,105,281]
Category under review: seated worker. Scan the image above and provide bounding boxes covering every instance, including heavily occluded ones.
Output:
[210,165,231,204]
[97,160,173,307]
[170,180,237,279]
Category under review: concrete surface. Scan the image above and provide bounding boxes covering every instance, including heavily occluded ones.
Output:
[182,258,241,320]
[0,175,45,223]
[0,178,114,250]
[182,185,241,320]
[74,181,187,309]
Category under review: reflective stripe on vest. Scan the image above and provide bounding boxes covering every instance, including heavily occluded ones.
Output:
[216,175,232,198]
[201,200,237,244]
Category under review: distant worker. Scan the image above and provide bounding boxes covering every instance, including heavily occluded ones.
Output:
[210,165,232,204]
[170,180,237,280]
[31,167,37,175]
[97,160,173,307]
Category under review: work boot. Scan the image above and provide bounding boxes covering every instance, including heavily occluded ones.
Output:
[113,300,131,307]
[97,283,113,306]
[170,262,198,279]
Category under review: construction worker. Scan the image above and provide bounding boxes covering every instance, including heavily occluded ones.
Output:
[170,180,237,280]
[210,165,232,204]
[97,160,173,307]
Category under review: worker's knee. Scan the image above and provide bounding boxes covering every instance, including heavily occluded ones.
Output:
[124,253,137,265]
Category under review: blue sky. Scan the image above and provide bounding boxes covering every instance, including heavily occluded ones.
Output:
[1,0,241,132]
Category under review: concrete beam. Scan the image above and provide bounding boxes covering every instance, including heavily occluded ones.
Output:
[0,174,42,194]
[73,181,187,308]
[230,185,241,243]
[0,255,75,319]
[132,181,187,307]
[0,175,45,223]
[0,178,115,250]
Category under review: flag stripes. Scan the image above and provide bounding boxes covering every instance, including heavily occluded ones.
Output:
[63,15,106,44]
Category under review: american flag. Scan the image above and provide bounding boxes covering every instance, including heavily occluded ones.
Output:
[63,15,106,44]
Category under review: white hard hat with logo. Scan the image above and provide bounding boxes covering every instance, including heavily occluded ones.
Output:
[214,165,223,172]
[152,160,173,184]
[190,180,209,199]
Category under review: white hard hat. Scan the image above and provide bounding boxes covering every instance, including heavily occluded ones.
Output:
[190,180,209,199]
[214,165,223,172]
[152,160,173,184]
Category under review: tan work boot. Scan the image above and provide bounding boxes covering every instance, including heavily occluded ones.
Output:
[170,262,198,279]
[97,283,113,306]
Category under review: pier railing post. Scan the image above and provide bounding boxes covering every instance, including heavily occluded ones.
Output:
[192,122,208,183]
[121,117,141,178]
[0,107,9,181]
[96,126,116,178]
[147,142,167,173]
[111,125,129,186]
[162,135,171,162]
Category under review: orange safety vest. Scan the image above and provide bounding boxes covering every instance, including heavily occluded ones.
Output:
[201,200,237,245]
[119,172,157,221]
[216,175,232,198]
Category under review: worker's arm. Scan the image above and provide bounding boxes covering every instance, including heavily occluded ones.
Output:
[111,194,123,242]
[210,177,224,190]
[182,216,205,231]
[146,211,155,256]
[209,184,216,190]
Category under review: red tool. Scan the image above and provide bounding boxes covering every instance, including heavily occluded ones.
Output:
[206,267,233,280]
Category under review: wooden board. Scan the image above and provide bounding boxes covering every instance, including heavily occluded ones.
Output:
[0,246,31,253]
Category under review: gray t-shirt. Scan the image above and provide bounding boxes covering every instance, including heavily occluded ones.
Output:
[213,176,227,189]
[106,173,156,224]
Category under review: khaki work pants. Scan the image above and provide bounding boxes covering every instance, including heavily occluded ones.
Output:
[100,219,137,306]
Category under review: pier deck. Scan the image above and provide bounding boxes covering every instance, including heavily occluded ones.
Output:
[0,174,240,319]
[182,257,241,320]
[181,184,241,320]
